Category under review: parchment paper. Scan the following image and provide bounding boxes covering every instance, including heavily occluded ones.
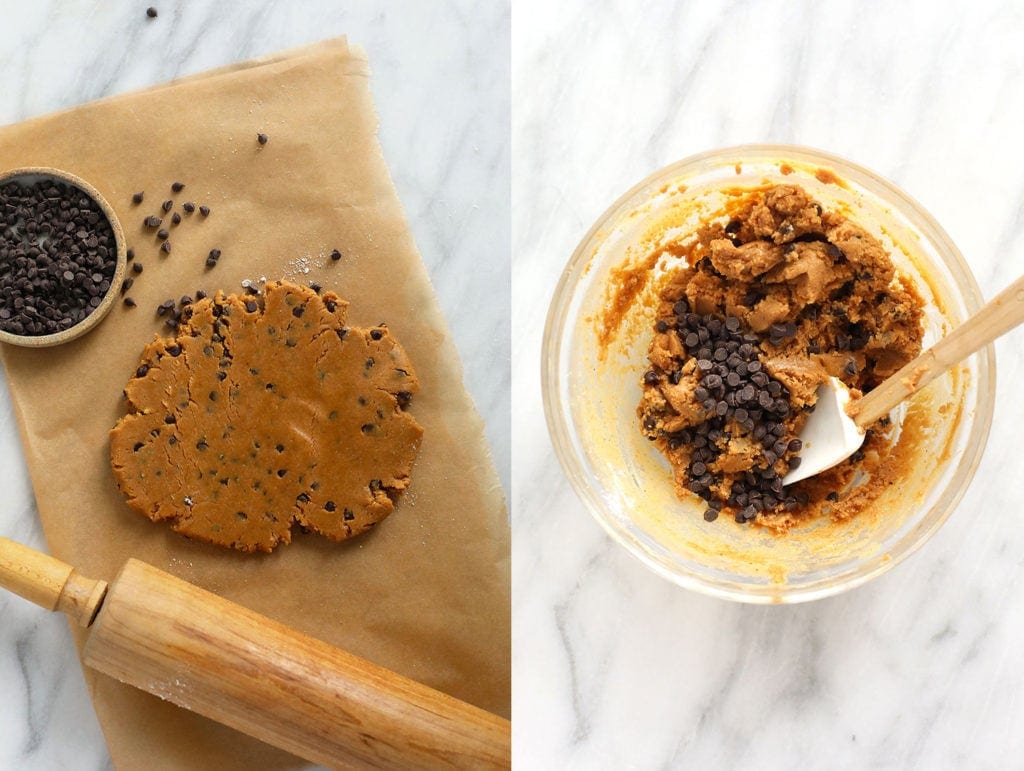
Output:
[0,38,509,770]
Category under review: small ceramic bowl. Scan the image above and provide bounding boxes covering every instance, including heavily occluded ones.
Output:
[0,167,127,348]
[542,145,995,603]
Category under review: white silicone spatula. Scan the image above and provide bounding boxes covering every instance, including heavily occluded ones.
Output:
[783,272,1024,485]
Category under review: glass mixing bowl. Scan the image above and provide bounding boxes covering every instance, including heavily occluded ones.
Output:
[542,145,994,603]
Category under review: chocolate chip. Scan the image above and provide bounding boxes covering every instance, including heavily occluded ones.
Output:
[171,212,181,225]
[144,215,162,228]
[183,201,196,213]
[161,241,171,254]
[171,182,185,193]
[0,177,118,335]
[244,300,257,313]
[324,500,336,512]
[124,297,137,308]
[826,491,840,502]
[330,249,341,261]
[703,508,719,522]
[161,200,173,213]
[146,7,157,18]
[257,133,269,145]
[845,360,857,376]
[199,206,210,217]
[157,228,169,240]
[120,277,134,294]
[370,329,383,340]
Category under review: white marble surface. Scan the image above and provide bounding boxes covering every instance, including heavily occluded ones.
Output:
[0,1,508,769]
[514,1,1024,768]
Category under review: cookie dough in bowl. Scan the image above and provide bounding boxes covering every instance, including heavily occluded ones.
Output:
[542,145,994,603]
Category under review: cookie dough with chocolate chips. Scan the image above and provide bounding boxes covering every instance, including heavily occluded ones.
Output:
[638,184,924,529]
[110,280,422,552]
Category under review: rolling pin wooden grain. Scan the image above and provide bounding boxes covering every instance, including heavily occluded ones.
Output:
[0,537,510,770]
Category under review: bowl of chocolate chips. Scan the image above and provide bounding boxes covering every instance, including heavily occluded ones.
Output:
[0,167,127,347]
[542,145,994,603]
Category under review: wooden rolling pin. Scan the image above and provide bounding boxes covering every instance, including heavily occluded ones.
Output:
[0,537,510,770]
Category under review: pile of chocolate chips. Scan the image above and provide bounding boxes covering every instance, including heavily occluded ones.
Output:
[0,178,117,336]
[642,297,809,523]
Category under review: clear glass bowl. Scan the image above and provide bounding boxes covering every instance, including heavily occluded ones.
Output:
[542,145,994,603]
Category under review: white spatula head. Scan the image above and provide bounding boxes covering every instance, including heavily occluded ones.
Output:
[783,377,865,485]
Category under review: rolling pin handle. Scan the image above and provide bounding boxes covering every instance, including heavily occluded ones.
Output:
[0,536,108,627]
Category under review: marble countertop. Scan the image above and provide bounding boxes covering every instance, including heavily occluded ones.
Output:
[514,1,1024,768]
[0,2,508,769]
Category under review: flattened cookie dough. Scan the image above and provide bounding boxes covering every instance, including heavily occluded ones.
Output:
[110,280,423,552]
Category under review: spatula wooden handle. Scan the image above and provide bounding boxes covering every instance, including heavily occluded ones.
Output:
[853,272,1024,427]
[0,536,107,626]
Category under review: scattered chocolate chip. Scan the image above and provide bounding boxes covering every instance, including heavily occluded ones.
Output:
[171,212,181,225]
[330,249,341,261]
[132,192,144,204]
[199,205,210,217]
[183,201,196,213]
[144,215,162,228]
[126,247,135,261]
[157,228,169,240]
[146,7,157,18]
[120,277,134,295]
[171,182,185,193]
[124,297,137,308]
[244,300,257,313]
[160,241,171,254]
[370,329,383,340]
[161,200,173,213]
[257,133,269,145]
[132,262,143,274]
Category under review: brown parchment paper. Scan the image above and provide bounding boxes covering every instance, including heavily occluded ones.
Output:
[0,38,510,770]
